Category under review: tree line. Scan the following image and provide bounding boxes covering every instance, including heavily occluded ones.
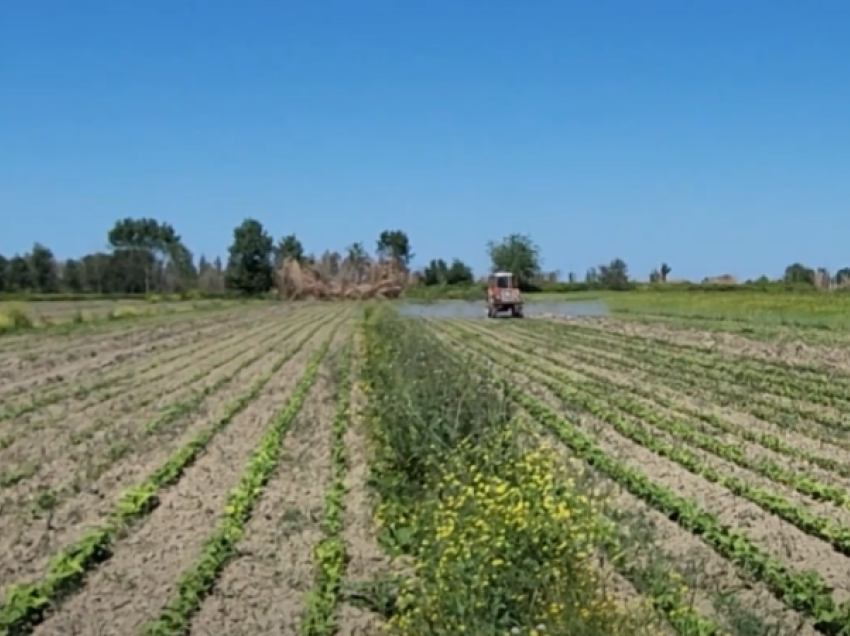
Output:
[0,219,843,296]
[0,218,424,296]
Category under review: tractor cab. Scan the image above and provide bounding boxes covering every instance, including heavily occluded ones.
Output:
[486,272,524,318]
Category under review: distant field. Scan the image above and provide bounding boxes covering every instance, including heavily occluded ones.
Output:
[0,298,241,332]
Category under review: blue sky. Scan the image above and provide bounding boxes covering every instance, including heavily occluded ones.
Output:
[2,0,849,281]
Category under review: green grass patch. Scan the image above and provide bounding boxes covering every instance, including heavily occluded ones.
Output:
[351,307,646,635]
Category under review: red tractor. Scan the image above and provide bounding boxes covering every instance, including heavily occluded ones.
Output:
[487,272,524,318]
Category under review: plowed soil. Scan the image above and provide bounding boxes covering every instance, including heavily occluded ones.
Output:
[434,316,850,635]
[0,303,395,636]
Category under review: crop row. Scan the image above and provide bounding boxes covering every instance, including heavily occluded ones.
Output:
[546,322,850,406]
[141,326,339,636]
[0,309,346,636]
[0,307,304,423]
[500,324,850,481]
[424,326,730,635]
[0,314,313,473]
[452,322,850,556]
[300,342,353,636]
[432,322,850,634]
[518,321,850,442]
[0,311,322,502]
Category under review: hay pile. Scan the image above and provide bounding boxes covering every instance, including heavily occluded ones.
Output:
[276,256,408,300]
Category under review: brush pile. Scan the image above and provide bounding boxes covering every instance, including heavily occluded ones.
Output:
[276,256,409,300]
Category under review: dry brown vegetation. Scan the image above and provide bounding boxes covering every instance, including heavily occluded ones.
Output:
[276,257,408,301]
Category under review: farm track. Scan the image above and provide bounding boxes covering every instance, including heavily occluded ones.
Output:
[0,310,321,510]
[432,318,850,634]
[0,306,277,399]
[0,308,350,633]
[30,316,345,636]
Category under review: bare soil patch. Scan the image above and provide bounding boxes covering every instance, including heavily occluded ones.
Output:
[30,321,334,636]
[0,307,266,398]
[0,320,294,517]
[560,316,850,372]
[338,357,390,636]
[189,337,345,635]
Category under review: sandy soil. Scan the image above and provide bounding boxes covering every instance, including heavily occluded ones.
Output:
[30,320,338,636]
[337,354,390,636]
[0,316,285,441]
[0,310,333,600]
[504,322,850,448]
[0,307,269,398]
[188,337,345,636]
[555,316,850,372]
[0,317,310,515]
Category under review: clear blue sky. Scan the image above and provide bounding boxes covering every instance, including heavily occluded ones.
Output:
[2,1,849,281]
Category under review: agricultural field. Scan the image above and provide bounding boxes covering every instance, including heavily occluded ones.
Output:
[0,303,383,636]
[424,309,850,636]
[0,297,236,332]
[4,296,850,635]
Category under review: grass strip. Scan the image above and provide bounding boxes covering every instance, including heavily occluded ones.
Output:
[0,309,342,636]
[140,327,339,636]
[300,342,353,636]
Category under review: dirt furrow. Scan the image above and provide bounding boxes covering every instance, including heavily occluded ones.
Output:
[0,317,330,604]
[338,356,390,636]
[0,321,292,511]
[498,325,850,473]
[552,317,850,372]
[0,316,286,441]
[30,322,334,636]
[189,337,344,635]
[0,308,268,398]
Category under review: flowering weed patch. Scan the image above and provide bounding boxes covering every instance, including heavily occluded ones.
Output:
[357,308,642,635]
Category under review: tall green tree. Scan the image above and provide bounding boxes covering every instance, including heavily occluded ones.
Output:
[107,217,186,293]
[422,258,449,285]
[486,233,541,284]
[29,243,58,293]
[63,259,84,292]
[376,230,412,265]
[276,234,305,264]
[598,258,630,290]
[445,258,474,285]
[225,218,274,295]
[783,262,815,285]
[6,255,32,292]
[0,254,7,292]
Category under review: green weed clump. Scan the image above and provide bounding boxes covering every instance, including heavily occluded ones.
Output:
[0,304,34,333]
[358,307,642,635]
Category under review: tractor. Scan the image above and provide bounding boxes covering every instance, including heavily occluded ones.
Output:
[487,272,524,318]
